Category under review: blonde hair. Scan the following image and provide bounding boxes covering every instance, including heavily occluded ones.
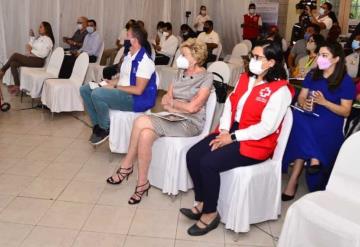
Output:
[180,38,208,66]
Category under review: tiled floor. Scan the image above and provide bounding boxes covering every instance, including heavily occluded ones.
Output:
[0,87,307,247]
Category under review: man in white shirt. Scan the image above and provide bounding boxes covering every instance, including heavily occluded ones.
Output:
[154,22,178,65]
[100,19,136,66]
[308,2,333,38]
[197,20,220,64]
[80,23,156,145]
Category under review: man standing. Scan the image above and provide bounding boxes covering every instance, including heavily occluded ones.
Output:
[242,3,262,46]
[308,2,333,38]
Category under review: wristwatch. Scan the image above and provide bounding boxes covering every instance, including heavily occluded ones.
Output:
[230,132,237,142]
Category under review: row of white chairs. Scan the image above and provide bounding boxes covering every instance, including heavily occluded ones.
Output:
[108,61,293,233]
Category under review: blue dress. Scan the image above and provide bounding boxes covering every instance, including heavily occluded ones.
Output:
[283,73,355,192]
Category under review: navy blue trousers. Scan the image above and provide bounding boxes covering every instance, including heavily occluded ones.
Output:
[186,122,265,213]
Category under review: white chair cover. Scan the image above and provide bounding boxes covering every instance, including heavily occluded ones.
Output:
[155,48,181,90]
[214,43,222,61]
[84,42,105,82]
[109,72,160,153]
[20,47,64,98]
[278,131,360,247]
[217,108,293,233]
[148,92,217,195]
[242,39,252,52]
[41,52,89,113]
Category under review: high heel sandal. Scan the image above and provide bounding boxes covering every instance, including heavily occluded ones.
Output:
[106,167,133,185]
[281,184,298,201]
[306,163,322,174]
[128,181,151,205]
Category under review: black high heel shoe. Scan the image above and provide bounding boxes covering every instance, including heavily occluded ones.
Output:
[106,167,133,185]
[128,181,151,205]
[281,184,298,201]
[306,163,322,174]
[180,206,202,220]
[187,213,221,236]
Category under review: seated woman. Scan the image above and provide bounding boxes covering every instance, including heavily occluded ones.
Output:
[106,38,213,204]
[80,23,156,145]
[282,41,355,201]
[292,34,325,79]
[0,21,54,95]
[181,40,294,236]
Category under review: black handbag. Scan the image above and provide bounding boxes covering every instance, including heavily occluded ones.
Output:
[212,72,228,103]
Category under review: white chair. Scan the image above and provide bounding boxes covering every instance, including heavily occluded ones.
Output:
[148,91,217,195]
[207,61,231,85]
[20,47,64,99]
[41,52,89,113]
[109,72,160,153]
[84,42,105,82]
[214,43,222,61]
[217,108,293,233]
[242,39,252,52]
[113,47,125,65]
[155,49,181,90]
[229,43,248,63]
[278,131,360,247]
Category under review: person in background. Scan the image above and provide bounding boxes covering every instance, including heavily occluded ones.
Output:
[327,23,341,43]
[241,3,262,47]
[80,23,157,145]
[267,25,288,52]
[308,2,333,38]
[107,39,213,206]
[154,22,178,65]
[59,19,103,78]
[345,22,360,56]
[288,23,320,71]
[197,20,220,64]
[282,41,355,200]
[0,21,54,95]
[100,19,136,66]
[180,24,197,42]
[181,40,293,236]
[155,21,165,46]
[63,16,88,51]
[194,5,211,35]
[292,34,325,79]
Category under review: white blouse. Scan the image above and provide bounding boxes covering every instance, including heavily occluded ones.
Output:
[29,35,53,58]
[219,76,292,142]
[193,14,211,32]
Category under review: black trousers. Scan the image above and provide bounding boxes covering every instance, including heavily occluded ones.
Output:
[102,63,120,80]
[59,54,97,78]
[155,54,170,65]
[186,122,265,213]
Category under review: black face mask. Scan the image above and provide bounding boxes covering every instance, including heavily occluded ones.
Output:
[123,39,131,55]
[203,27,210,33]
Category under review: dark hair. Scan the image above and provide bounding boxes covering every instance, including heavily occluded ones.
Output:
[156,21,165,30]
[42,21,55,45]
[88,19,96,27]
[200,5,206,10]
[205,20,213,28]
[310,34,325,53]
[125,19,136,30]
[250,39,287,82]
[163,22,172,31]
[180,24,190,31]
[249,3,256,9]
[312,41,347,91]
[137,20,145,28]
[129,23,151,57]
[324,2,333,11]
[307,23,321,34]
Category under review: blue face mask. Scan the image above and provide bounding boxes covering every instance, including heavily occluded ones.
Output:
[352,40,360,51]
[123,39,131,56]
[304,33,311,41]
[86,26,94,33]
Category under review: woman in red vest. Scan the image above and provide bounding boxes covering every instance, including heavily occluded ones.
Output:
[181,40,294,236]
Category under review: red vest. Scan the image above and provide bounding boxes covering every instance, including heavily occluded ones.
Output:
[220,73,294,160]
[243,14,260,39]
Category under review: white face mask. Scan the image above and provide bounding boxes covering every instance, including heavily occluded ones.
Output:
[162,32,169,37]
[319,7,325,15]
[249,58,265,75]
[249,9,255,14]
[157,30,163,37]
[86,26,94,33]
[77,24,83,30]
[176,55,190,69]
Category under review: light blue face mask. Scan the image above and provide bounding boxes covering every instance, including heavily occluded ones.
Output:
[86,26,94,33]
[352,40,360,51]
